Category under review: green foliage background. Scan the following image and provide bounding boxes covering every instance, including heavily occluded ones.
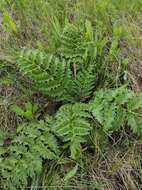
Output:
[0,0,142,189]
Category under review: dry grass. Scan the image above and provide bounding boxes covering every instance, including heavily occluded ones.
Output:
[88,142,142,190]
[0,85,22,132]
[122,14,142,91]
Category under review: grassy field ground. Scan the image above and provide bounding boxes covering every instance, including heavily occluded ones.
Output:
[0,0,142,189]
